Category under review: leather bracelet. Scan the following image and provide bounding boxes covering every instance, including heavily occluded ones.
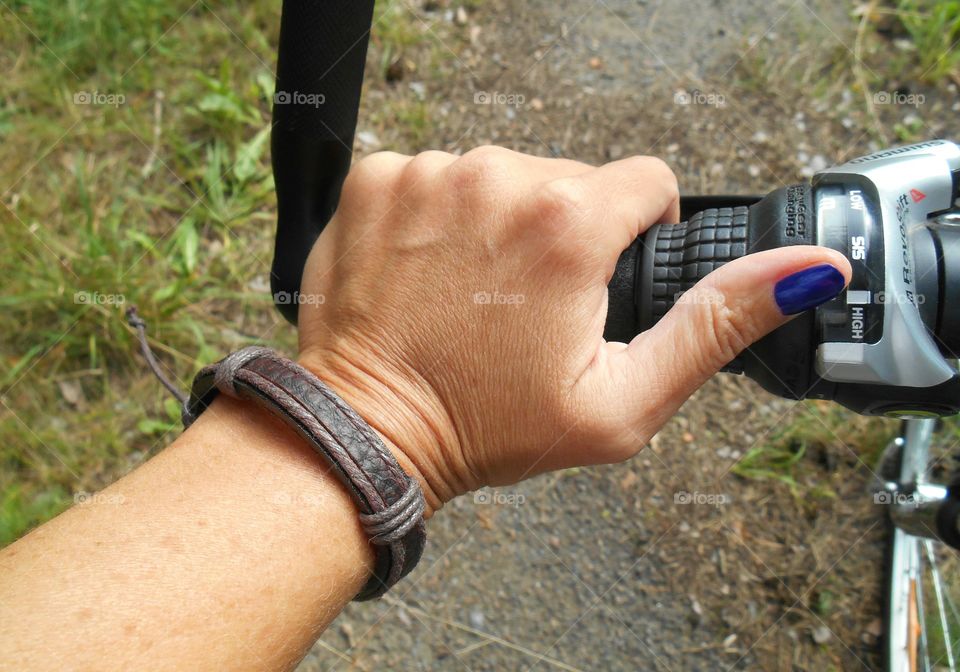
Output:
[181,346,427,601]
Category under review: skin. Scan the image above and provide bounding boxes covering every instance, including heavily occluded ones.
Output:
[0,147,850,670]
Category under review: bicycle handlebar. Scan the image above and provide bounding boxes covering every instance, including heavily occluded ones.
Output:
[271,0,375,325]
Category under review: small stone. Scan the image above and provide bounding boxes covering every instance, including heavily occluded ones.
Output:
[247,275,270,293]
[529,97,544,111]
[409,81,426,100]
[58,380,83,407]
[588,56,603,69]
[607,143,625,160]
[469,608,485,629]
[340,622,355,647]
[809,155,829,172]
[722,633,737,648]
[385,58,405,82]
[862,617,882,643]
[665,143,679,153]
[455,6,468,25]
[812,626,832,644]
[682,432,694,443]
[357,131,382,151]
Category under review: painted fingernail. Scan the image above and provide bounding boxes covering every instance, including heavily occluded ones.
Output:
[774,264,846,315]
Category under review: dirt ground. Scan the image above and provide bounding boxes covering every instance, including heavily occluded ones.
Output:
[296,1,960,670]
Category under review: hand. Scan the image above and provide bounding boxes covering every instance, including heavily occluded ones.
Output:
[296,146,850,514]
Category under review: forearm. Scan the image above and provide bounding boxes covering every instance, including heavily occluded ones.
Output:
[0,395,372,671]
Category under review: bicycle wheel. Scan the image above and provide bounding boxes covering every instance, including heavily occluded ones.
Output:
[885,419,960,672]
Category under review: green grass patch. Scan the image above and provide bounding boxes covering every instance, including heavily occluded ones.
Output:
[0,1,292,543]
[733,401,896,500]
[888,0,960,84]
[0,0,447,545]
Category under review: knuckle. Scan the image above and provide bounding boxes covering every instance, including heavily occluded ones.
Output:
[640,156,679,200]
[533,177,590,231]
[343,151,407,197]
[462,144,514,163]
[447,145,513,189]
[400,150,452,188]
[526,179,595,263]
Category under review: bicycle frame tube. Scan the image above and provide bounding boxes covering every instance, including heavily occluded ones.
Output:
[889,419,948,541]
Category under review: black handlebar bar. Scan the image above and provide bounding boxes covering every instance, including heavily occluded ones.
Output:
[271,0,375,324]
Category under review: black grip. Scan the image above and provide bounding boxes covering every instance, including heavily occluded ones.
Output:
[271,0,376,324]
[644,207,750,328]
[604,206,750,342]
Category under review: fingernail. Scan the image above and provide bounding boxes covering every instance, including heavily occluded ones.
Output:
[774,264,846,315]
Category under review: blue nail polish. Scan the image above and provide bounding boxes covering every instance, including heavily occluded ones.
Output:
[774,264,846,315]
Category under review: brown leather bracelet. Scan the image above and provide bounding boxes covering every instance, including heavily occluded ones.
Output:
[181,346,427,601]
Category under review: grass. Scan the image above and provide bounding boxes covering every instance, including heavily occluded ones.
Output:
[1,0,290,545]
[889,0,960,84]
[734,0,960,145]
[732,401,896,501]
[0,0,453,546]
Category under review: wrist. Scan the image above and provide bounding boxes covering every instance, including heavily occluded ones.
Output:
[185,347,429,599]
[298,344,475,518]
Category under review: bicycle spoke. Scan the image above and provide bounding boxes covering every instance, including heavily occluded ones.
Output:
[942,551,960,635]
[916,559,931,672]
[924,540,957,671]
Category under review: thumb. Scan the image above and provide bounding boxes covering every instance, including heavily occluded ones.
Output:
[615,245,851,427]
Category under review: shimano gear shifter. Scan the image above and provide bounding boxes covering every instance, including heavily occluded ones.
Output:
[604,140,960,418]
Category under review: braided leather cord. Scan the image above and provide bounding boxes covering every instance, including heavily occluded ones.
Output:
[183,347,427,600]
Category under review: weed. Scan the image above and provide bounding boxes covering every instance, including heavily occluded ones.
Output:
[891,0,960,84]
[732,402,895,500]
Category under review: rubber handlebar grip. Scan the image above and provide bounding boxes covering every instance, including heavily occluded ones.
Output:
[604,206,750,341]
